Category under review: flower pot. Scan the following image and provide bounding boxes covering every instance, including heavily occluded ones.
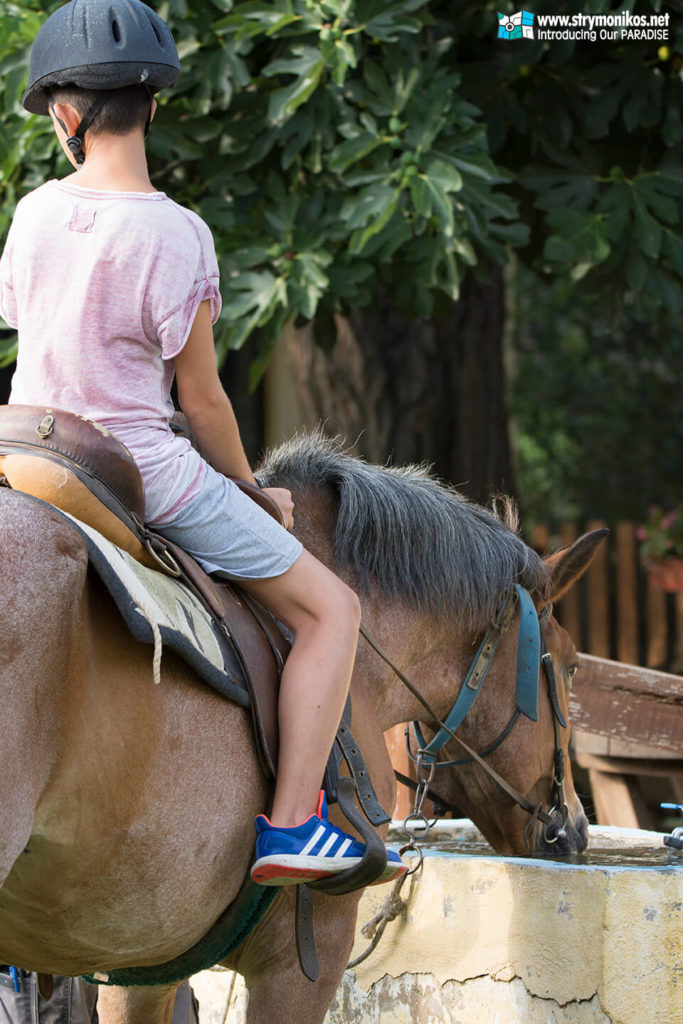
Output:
[647,557,683,592]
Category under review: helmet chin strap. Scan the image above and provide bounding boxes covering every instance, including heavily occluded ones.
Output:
[48,92,111,165]
[142,85,154,138]
[48,87,154,162]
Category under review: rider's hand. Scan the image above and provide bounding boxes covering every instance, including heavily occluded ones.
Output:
[262,487,295,530]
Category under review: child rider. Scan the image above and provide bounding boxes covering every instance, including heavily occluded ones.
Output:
[0,0,405,887]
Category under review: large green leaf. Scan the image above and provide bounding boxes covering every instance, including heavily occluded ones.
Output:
[264,47,326,122]
[543,209,610,267]
[631,193,663,260]
[340,182,397,229]
[348,188,400,253]
[328,130,383,172]
[0,330,17,367]
[424,159,463,195]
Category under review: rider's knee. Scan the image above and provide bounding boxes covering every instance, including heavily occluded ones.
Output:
[336,578,362,631]
[315,575,361,634]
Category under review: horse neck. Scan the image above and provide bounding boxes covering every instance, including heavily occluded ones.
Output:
[352,599,475,734]
[289,493,477,731]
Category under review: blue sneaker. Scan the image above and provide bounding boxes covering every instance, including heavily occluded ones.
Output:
[251,791,407,886]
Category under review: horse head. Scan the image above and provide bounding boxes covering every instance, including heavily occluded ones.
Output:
[260,434,606,862]
[410,529,607,857]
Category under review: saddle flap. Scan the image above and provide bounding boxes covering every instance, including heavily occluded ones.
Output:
[214,585,291,777]
[1,452,152,565]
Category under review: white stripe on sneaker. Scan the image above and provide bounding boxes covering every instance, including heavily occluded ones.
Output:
[336,837,352,856]
[317,832,339,857]
[300,825,326,857]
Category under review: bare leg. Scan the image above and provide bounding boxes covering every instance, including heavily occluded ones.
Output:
[238,550,361,826]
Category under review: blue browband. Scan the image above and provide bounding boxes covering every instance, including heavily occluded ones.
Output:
[412,585,540,763]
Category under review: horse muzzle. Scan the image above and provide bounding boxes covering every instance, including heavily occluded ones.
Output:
[536,806,589,855]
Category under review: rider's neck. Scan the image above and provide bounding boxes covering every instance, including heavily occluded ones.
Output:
[64,131,157,194]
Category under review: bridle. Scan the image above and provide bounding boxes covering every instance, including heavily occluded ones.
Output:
[360,584,570,847]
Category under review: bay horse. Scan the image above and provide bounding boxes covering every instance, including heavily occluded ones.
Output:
[0,433,602,1024]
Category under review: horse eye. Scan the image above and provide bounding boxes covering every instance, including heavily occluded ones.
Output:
[567,664,578,680]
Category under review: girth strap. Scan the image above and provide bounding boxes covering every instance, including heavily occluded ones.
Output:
[295,886,318,983]
[295,776,389,982]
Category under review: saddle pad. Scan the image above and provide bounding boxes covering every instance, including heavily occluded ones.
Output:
[58,506,251,708]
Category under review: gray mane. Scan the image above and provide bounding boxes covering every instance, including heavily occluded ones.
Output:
[258,432,549,633]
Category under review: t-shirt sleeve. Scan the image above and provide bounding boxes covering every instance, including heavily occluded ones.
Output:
[0,233,18,329]
[155,217,222,360]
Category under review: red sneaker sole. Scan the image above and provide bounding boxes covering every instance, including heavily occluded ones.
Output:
[252,862,409,886]
[251,864,336,885]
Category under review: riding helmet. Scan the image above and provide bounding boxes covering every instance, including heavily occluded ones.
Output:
[22,0,180,116]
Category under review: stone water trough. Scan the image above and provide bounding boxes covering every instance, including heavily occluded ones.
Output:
[190,820,683,1024]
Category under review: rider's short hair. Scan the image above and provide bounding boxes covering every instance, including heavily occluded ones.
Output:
[50,84,151,137]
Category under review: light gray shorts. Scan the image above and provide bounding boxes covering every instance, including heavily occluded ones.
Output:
[153,464,303,580]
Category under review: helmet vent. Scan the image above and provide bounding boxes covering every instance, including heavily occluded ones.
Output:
[150,21,163,45]
[111,18,121,43]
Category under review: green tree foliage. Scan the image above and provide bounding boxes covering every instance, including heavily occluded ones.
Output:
[2,0,681,379]
[510,265,683,522]
[456,2,683,322]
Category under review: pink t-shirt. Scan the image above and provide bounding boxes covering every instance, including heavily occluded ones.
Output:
[0,179,222,523]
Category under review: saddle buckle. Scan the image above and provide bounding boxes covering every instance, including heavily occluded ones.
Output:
[36,414,55,439]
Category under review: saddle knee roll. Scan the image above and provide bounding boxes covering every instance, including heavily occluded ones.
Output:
[0,453,155,567]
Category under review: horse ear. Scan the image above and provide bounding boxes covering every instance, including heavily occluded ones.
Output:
[543,528,609,603]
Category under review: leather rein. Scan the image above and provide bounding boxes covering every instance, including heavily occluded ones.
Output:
[360,585,570,846]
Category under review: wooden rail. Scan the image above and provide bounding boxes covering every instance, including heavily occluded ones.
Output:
[532,520,682,674]
[571,654,682,755]
[540,521,683,826]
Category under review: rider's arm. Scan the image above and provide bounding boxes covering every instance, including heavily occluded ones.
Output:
[174,301,295,529]
[174,300,256,483]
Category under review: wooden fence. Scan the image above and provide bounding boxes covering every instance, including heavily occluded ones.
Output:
[531,520,682,673]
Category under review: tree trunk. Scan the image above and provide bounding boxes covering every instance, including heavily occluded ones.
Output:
[285,266,515,504]
[0,364,11,405]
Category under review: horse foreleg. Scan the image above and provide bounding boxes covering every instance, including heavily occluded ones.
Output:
[230,889,362,1024]
[96,981,181,1024]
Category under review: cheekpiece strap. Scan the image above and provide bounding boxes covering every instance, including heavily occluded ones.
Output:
[413,589,518,762]
[413,585,541,762]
